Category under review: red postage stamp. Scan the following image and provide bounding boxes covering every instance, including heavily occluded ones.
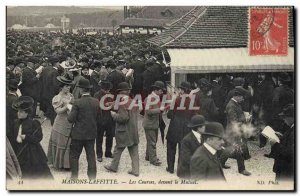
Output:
[249,8,289,56]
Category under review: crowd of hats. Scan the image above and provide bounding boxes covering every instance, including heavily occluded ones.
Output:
[6,30,169,71]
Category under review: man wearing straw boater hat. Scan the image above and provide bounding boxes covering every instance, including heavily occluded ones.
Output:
[143,81,166,166]
[177,115,205,179]
[67,78,99,180]
[190,122,226,182]
[94,80,114,162]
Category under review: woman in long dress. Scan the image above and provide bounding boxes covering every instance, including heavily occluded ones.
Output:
[47,75,73,170]
[12,96,53,179]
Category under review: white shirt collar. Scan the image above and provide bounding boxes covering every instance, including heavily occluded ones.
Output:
[8,91,18,97]
[203,142,217,155]
[81,93,90,96]
[231,98,238,103]
[192,130,201,143]
[190,88,200,95]
[151,91,160,98]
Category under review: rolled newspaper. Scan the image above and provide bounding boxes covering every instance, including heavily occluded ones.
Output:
[261,126,280,143]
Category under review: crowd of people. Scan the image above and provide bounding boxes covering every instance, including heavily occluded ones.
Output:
[6,30,295,183]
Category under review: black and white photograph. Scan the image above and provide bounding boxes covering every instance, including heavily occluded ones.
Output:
[4,4,295,191]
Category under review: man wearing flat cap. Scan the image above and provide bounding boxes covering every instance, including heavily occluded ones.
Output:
[190,122,226,182]
[220,89,251,176]
[269,104,294,182]
[68,78,99,180]
[177,115,205,179]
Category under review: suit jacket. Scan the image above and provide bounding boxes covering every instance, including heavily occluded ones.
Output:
[106,70,125,96]
[225,99,246,127]
[177,131,201,179]
[112,98,139,148]
[166,96,196,143]
[190,145,226,181]
[39,66,59,100]
[143,93,161,130]
[225,87,251,112]
[199,93,219,122]
[20,67,40,99]
[94,90,114,127]
[272,85,294,116]
[67,94,99,140]
[90,71,101,96]
[6,92,18,147]
[272,124,294,180]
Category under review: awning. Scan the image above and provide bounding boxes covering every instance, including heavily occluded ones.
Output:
[167,48,294,73]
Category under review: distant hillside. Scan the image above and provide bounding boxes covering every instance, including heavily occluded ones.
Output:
[7,6,124,28]
[7,6,120,16]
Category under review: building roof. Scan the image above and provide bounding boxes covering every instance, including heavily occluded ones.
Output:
[119,18,171,28]
[147,6,294,48]
[136,6,194,19]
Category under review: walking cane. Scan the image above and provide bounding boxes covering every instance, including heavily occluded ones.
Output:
[16,118,47,158]
[62,124,74,159]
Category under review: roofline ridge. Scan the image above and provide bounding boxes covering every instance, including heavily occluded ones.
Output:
[169,6,198,26]
[162,7,207,47]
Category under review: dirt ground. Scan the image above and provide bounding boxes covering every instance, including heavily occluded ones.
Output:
[38,111,276,184]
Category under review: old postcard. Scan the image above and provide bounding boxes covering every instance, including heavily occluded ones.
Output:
[6,5,295,191]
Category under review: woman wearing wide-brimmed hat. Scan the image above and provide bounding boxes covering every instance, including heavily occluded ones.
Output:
[47,74,74,170]
[12,96,53,179]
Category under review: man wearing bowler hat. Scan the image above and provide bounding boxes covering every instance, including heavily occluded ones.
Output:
[166,81,197,174]
[190,122,226,182]
[177,115,205,179]
[67,78,99,179]
[143,81,166,166]
[94,80,114,162]
[269,104,294,182]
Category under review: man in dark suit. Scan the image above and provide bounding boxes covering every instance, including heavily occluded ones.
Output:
[269,104,294,182]
[166,81,196,174]
[220,89,251,176]
[143,81,166,166]
[19,61,40,117]
[106,60,125,97]
[190,122,226,182]
[39,56,60,125]
[67,78,99,180]
[94,80,114,162]
[177,115,205,179]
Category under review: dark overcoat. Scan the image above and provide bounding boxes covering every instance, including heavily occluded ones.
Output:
[13,118,53,179]
[190,145,226,181]
[67,94,99,140]
[177,131,201,179]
